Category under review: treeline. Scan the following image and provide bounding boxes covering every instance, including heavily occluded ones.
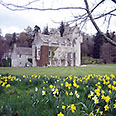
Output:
[82,31,116,64]
[0,24,116,66]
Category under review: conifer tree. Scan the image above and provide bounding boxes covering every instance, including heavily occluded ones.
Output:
[43,26,49,35]
[93,32,103,59]
[59,21,64,37]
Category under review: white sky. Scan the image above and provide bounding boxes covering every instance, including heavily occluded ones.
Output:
[0,0,116,36]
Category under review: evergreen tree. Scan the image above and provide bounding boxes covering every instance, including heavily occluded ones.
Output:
[12,32,16,43]
[42,26,49,35]
[0,28,2,36]
[59,21,64,37]
[34,25,40,32]
[93,32,103,59]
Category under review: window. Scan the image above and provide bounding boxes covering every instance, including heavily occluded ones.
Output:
[38,51,40,57]
[48,60,51,65]
[72,39,76,47]
[19,54,21,58]
[48,50,51,57]
[37,48,40,60]
[38,50,40,59]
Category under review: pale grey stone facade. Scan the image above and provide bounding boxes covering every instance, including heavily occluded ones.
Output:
[11,44,32,67]
[32,24,83,67]
[3,24,82,67]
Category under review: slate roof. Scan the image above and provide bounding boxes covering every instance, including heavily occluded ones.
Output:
[33,24,79,46]
[15,47,32,55]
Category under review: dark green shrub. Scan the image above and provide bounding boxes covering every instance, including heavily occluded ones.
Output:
[112,57,116,63]
[28,58,32,63]
[2,59,7,67]
[2,58,11,67]
[82,56,102,65]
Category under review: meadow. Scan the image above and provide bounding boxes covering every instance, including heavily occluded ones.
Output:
[0,64,116,116]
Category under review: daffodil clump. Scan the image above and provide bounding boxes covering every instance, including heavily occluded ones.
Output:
[0,74,16,88]
[0,73,116,116]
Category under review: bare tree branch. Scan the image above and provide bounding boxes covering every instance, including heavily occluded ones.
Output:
[74,0,106,22]
[91,0,105,12]
[107,15,112,30]
[0,0,86,11]
[94,8,116,20]
[0,0,116,45]
[84,0,116,46]
[111,0,116,4]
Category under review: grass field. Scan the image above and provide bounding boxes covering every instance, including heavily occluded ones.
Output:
[0,72,116,115]
[0,64,116,116]
[0,64,116,76]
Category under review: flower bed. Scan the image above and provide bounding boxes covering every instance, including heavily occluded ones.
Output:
[0,74,116,116]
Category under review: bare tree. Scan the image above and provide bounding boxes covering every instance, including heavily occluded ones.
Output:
[84,0,116,46]
[0,0,116,45]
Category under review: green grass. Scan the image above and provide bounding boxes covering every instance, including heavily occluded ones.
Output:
[0,64,116,76]
[0,64,116,116]
[1,73,116,116]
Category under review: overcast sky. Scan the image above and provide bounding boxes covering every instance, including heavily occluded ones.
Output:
[0,0,116,36]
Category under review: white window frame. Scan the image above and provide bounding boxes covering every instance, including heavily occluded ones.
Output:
[37,48,40,60]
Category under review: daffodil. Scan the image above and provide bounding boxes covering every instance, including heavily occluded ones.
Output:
[96,107,100,113]
[35,87,38,92]
[61,83,63,86]
[57,112,64,116]
[92,95,97,101]
[57,106,59,108]
[90,91,94,96]
[101,90,105,94]
[100,111,103,115]
[49,84,54,89]
[94,99,99,104]
[69,92,73,96]
[42,91,46,95]
[96,92,100,97]
[62,105,66,110]
[109,90,112,94]
[104,96,110,103]
[104,104,109,111]
[92,95,99,104]
[43,87,45,90]
[89,112,95,116]
[75,91,80,98]
[70,104,76,113]
[65,91,69,96]
[114,104,116,108]
[6,84,11,88]
[88,94,91,99]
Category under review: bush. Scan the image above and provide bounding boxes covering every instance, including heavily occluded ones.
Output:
[28,58,32,63]
[2,58,11,67]
[2,59,7,67]
[82,56,102,65]
[112,57,116,63]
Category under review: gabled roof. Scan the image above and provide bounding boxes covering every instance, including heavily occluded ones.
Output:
[33,24,80,46]
[15,47,32,55]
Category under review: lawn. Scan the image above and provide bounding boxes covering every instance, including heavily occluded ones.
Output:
[0,64,116,116]
[0,64,116,76]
